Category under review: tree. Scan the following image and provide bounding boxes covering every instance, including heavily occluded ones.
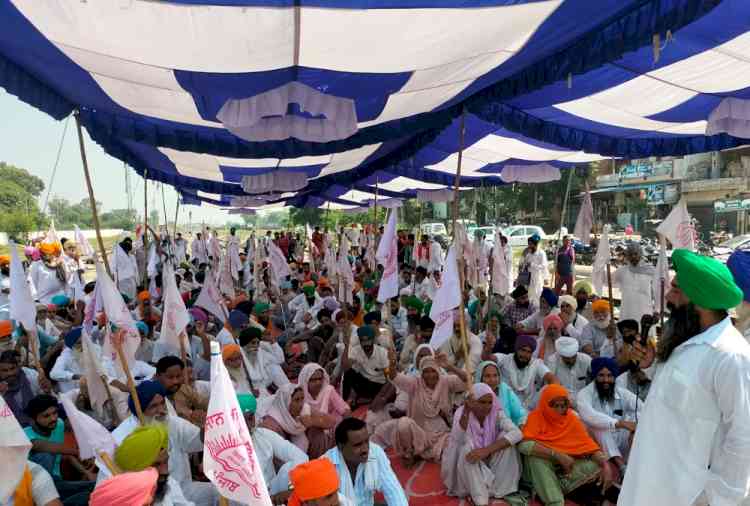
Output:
[0,162,47,236]
[0,210,36,241]
[47,196,96,229]
[0,162,45,197]
[100,208,137,229]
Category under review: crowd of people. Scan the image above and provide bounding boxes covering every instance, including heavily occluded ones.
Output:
[1,222,749,506]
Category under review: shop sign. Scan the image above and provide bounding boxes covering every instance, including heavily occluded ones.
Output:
[714,199,750,213]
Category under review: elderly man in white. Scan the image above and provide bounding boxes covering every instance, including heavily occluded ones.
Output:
[619,250,750,506]
[576,357,640,475]
[612,242,656,323]
[545,336,591,399]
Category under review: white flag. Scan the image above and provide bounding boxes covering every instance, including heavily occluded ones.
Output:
[267,241,292,281]
[60,391,116,461]
[9,242,36,331]
[218,253,236,297]
[157,264,191,352]
[653,235,670,310]
[203,342,272,506]
[376,209,399,303]
[196,275,228,323]
[656,197,696,251]
[74,225,95,257]
[574,186,594,246]
[97,262,139,373]
[592,226,611,295]
[81,329,109,415]
[0,396,32,503]
[83,280,102,335]
[70,271,86,304]
[429,245,461,349]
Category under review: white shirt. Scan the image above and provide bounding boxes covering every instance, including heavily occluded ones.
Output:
[49,346,93,393]
[439,332,482,373]
[576,381,640,431]
[612,264,656,323]
[215,327,235,347]
[252,427,308,486]
[619,317,750,506]
[29,262,66,304]
[520,307,560,336]
[348,344,389,383]
[564,313,589,340]
[387,307,409,341]
[546,352,591,398]
[493,352,550,408]
[2,462,59,506]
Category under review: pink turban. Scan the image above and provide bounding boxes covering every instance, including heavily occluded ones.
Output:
[90,468,158,506]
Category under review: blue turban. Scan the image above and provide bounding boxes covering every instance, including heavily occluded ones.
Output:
[541,287,559,308]
[135,321,149,335]
[128,380,167,416]
[515,334,537,353]
[529,234,541,244]
[727,250,750,303]
[64,327,82,348]
[591,357,620,378]
[51,294,70,307]
[228,310,249,330]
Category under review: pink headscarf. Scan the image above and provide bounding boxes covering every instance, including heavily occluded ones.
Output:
[453,383,503,450]
[90,468,158,506]
[298,363,334,414]
[24,246,40,262]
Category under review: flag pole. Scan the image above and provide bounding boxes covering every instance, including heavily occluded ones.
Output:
[74,112,112,277]
[143,170,150,287]
[179,332,190,385]
[99,453,121,475]
[113,329,145,425]
[451,109,471,382]
[552,168,575,290]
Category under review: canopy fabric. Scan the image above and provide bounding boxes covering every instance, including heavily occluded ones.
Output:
[2,0,743,208]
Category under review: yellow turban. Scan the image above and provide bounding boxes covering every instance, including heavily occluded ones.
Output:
[591,299,611,313]
[115,424,169,472]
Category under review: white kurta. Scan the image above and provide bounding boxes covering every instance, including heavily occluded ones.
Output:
[576,382,641,459]
[29,262,66,304]
[191,239,209,265]
[174,238,187,264]
[493,353,550,409]
[524,249,549,304]
[613,263,656,322]
[619,317,750,506]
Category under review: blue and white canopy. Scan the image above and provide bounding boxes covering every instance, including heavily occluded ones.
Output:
[2,0,747,209]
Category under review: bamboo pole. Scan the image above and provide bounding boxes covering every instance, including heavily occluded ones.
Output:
[179,332,190,385]
[606,262,617,357]
[100,374,121,427]
[113,331,145,425]
[451,110,471,381]
[374,177,379,229]
[143,170,149,286]
[551,168,576,289]
[98,452,121,475]
[74,112,112,277]
[173,196,180,239]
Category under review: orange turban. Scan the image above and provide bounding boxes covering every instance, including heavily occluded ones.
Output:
[38,242,61,257]
[90,468,158,506]
[0,320,12,337]
[222,344,241,362]
[317,277,329,288]
[288,458,339,506]
[0,255,9,267]
[137,291,151,302]
[591,299,610,313]
[522,384,600,457]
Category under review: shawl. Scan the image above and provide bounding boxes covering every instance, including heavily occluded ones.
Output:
[522,384,600,456]
[452,383,502,450]
[298,363,334,414]
[265,384,309,437]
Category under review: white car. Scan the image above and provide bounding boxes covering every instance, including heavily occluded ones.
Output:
[420,222,448,238]
[503,225,547,247]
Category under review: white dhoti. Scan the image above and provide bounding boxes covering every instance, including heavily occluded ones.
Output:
[591,426,631,460]
[117,277,137,301]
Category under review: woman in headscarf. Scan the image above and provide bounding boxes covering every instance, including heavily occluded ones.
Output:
[297,363,351,457]
[260,383,334,458]
[474,361,527,427]
[519,384,614,506]
[372,352,467,468]
[29,242,67,304]
[441,383,522,506]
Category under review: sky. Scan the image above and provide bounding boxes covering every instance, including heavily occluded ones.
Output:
[0,89,233,226]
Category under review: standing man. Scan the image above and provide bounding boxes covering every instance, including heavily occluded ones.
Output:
[191,232,209,266]
[612,242,656,323]
[554,235,575,295]
[619,249,750,506]
[174,232,187,265]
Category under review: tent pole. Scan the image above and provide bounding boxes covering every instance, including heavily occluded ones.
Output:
[143,170,149,287]
[173,196,180,239]
[374,176,379,229]
[74,112,112,277]
[451,109,471,382]
[552,167,575,290]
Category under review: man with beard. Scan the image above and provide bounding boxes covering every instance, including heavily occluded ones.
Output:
[0,349,51,426]
[103,381,217,506]
[502,285,535,329]
[516,287,560,337]
[239,327,290,397]
[619,249,750,506]
[545,336,591,399]
[579,299,622,359]
[341,326,389,405]
[439,310,483,374]
[113,424,193,505]
[612,242,656,323]
[237,393,308,504]
[490,334,558,408]
[727,250,750,340]
[399,315,433,370]
[215,309,249,348]
[49,327,91,394]
[576,357,640,475]
[386,297,409,346]
[292,281,323,332]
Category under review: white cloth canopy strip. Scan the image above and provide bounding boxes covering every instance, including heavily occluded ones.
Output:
[12,0,562,129]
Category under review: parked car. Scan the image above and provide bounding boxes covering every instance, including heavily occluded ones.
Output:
[420,222,448,238]
[502,225,547,247]
[713,234,750,263]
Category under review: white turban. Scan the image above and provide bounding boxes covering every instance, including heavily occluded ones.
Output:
[559,295,578,311]
[555,336,579,358]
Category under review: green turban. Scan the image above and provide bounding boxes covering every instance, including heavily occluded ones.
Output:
[403,296,423,313]
[237,393,257,415]
[115,423,169,472]
[672,249,743,310]
[253,302,271,315]
[302,285,316,296]
[573,280,593,296]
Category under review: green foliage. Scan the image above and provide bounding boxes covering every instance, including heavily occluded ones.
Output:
[0,162,47,237]
[100,208,138,229]
[0,211,36,241]
[0,162,45,197]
